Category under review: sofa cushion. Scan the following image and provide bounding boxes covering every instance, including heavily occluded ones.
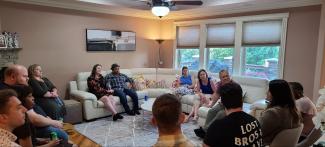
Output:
[181,94,199,105]
[145,88,172,98]
[233,76,268,103]
[77,81,88,92]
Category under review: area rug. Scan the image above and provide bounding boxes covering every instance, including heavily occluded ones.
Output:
[74,112,203,147]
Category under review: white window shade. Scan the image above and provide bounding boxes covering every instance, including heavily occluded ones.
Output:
[243,20,282,45]
[207,23,235,47]
[177,26,200,48]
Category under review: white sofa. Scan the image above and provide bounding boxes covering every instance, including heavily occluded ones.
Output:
[197,76,269,126]
[69,68,268,121]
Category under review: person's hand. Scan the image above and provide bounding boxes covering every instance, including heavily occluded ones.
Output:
[107,89,114,93]
[52,91,59,97]
[43,139,61,147]
[52,120,63,128]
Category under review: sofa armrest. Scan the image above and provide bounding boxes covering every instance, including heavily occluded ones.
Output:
[250,99,267,110]
[70,90,97,102]
[249,99,267,119]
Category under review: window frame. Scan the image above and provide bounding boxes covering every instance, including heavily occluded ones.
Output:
[173,13,288,79]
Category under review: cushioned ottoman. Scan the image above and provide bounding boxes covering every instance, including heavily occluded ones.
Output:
[63,100,83,124]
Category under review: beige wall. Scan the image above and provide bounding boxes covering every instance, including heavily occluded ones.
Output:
[284,6,321,99]
[159,6,322,98]
[0,2,161,98]
[321,34,325,88]
[0,2,322,99]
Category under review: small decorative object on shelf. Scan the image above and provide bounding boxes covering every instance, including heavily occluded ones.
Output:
[1,31,20,49]
[0,33,6,48]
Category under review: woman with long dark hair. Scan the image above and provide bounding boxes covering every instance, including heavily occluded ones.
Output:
[259,79,301,145]
[185,69,217,122]
[87,64,123,121]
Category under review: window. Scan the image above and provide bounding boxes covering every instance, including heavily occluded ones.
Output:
[242,20,282,80]
[242,46,280,80]
[207,48,234,73]
[176,25,200,70]
[174,13,288,79]
[206,24,235,73]
[177,49,200,70]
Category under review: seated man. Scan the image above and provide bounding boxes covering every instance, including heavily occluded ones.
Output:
[203,82,262,147]
[195,69,233,138]
[105,63,140,115]
[152,93,196,147]
[0,89,27,146]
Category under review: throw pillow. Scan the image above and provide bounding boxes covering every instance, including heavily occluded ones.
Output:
[156,80,167,88]
[145,79,168,89]
[132,75,146,91]
[146,79,157,88]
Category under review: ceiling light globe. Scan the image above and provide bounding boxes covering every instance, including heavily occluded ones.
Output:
[151,6,169,18]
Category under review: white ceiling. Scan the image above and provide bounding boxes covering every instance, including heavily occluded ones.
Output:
[4,0,323,20]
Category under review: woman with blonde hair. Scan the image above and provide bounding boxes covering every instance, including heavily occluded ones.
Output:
[28,64,66,120]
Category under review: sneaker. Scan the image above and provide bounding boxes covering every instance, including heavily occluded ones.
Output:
[126,111,135,116]
[116,114,124,119]
[113,115,119,121]
[194,127,206,138]
[134,110,141,115]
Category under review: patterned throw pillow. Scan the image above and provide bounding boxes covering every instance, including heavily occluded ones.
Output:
[146,79,156,88]
[156,80,167,88]
[132,75,146,91]
[146,79,168,88]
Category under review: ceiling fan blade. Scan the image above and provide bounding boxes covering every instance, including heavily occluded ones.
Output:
[173,1,203,5]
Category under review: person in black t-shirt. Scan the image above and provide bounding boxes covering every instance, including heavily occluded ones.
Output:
[203,82,263,147]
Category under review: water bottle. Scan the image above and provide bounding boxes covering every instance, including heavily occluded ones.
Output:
[144,95,148,101]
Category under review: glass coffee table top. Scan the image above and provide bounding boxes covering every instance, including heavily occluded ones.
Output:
[141,98,156,112]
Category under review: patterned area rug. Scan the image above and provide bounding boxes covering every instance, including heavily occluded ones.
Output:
[74,112,203,147]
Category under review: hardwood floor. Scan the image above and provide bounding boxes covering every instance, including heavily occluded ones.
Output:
[63,123,101,147]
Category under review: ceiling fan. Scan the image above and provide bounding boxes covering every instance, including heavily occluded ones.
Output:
[143,0,203,18]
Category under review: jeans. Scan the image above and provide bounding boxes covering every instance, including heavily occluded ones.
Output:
[35,126,68,141]
[203,103,226,131]
[113,88,139,112]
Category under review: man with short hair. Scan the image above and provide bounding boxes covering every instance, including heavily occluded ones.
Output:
[0,89,27,146]
[105,63,140,115]
[0,64,29,89]
[152,93,195,147]
[0,65,69,146]
[203,82,262,147]
[194,69,233,138]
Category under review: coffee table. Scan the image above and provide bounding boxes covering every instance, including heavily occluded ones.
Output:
[139,98,156,129]
[140,98,156,112]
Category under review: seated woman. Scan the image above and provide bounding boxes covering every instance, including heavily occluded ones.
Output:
[185,69,217,122]
[12,85,73,147]
[174,66,195,96]
[259,79,302,146]
[28,64,66,120]
[289,82,317,142]
[87,64,123,121]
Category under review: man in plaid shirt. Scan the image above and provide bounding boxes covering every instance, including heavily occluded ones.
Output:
[105,63,140,116]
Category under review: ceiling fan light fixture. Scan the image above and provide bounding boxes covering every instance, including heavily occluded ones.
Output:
[151,6,170,18]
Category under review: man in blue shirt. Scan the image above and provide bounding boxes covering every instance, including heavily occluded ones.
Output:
[105,64,140,116]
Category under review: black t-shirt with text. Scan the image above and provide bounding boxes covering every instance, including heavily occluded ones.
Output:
[204,111,263,147]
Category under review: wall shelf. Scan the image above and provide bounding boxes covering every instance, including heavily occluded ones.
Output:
[0,48,22,51]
